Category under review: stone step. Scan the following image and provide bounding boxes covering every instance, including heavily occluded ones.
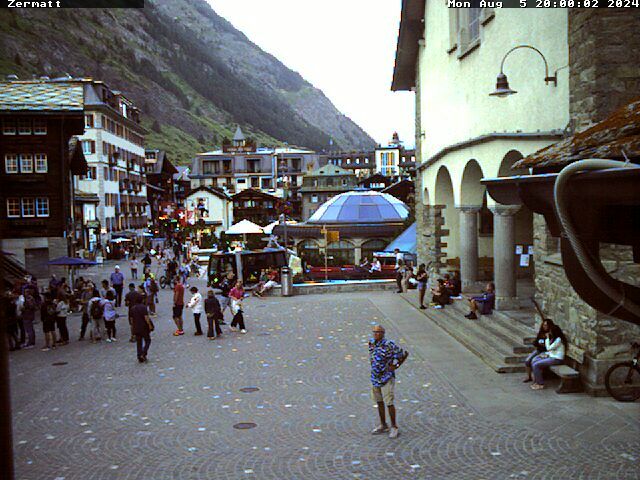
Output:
[401,294,526,373]
[490,309,538,344]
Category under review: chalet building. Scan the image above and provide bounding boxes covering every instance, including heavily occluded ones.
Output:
[77,80,148,247]
[357,172,393,191]
[299,164,358,221]
[325,140,415,181]
[184,186,232,237]
[189,126,324,203]
[382,179,415,211]
[173,166,191,209]
[231,189,280,227]
[393,4,640,393]
[145,149,178,229]
[0,79,88,279]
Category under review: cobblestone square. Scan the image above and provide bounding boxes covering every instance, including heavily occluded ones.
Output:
[9,270,640,480]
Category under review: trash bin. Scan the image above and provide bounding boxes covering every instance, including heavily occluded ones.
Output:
[280,266,293,297]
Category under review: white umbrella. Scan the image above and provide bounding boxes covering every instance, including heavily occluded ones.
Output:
[263,220,297,235]
[225,219,264,235]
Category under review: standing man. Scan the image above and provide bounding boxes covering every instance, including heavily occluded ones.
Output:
[130,295,153,363]
[369,325,409,439]
[124,283,142,343]
[172,276,185,336]
[110,266,125,308]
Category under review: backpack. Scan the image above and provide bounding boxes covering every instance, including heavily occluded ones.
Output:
[90,299,104,319]
[46,302,58,317]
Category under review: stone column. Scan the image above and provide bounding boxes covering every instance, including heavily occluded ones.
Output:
[490,205,521,310]
[457,206,481,291]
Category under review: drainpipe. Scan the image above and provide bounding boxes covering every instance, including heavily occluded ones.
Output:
[554,159,640,318]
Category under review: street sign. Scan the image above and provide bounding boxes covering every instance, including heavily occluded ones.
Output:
[327,231,340,242]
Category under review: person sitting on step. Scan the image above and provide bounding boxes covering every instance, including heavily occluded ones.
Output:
[464,282,495,319]
[430,279,450,309]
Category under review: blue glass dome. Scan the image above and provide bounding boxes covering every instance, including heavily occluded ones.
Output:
[307,191,409,224]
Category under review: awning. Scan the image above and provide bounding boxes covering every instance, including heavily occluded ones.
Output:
[385,222,416,254]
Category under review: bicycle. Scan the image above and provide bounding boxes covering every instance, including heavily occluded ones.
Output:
[604,342,640,402]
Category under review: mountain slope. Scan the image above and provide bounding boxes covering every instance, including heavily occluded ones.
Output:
[0,1,375,163]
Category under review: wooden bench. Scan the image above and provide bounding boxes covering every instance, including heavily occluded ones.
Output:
[549,365,583,394]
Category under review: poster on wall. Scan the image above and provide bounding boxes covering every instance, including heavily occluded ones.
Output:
[515,245,523,255]
[528,245,534,255]
[520,254,530,267]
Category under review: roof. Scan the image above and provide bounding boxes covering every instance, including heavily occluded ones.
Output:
[0,81,84,111]
[307,190,410,225]
[358,173,391,186]
[68,136,88,175]
[308,164,355,177]
[186,186,231,201]
[391,0,425,92]
[232,188,280,202]
[514,97,640,169]
[174,166,190,181]
[385,222,417,254]
[145,150,178,175]
[233,126,246,141]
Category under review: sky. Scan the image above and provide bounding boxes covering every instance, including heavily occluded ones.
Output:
[207,0,415,147]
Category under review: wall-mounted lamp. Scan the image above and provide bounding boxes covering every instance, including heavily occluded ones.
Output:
[490,45,559,98]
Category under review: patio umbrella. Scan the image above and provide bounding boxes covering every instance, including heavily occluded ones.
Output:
[263,220,297,235]
[48,256,97,266]
[225,219,264,243]
[111,237,132,243]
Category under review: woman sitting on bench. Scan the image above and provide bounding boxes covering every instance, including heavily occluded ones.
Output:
[464,282,495,320]
[523,318,553,383]
[530,322,567,390]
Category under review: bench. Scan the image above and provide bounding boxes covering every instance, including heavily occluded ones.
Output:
[549,365,583,394]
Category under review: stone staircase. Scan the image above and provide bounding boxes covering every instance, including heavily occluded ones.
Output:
[400,292,537,373]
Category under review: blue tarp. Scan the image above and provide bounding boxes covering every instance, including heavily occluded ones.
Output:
[385,222,416,254]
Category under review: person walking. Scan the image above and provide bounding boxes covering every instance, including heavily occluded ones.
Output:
[172,276,185,336]
[103,290,118,342]
[131,295,153,363]
[369,325,409,439]
[130,255,139,280]
[229,281,247,334]
[88,294,105,343]
[110,266,125,308]
[124,283,142,343]
[143,274,158,316]
[78,282,95,340]
[54,292,70,345]
[218,272,235,325]
[204,290,223,340]
[186,286,204,336]
[21,291,38,349]
[395,258,406,294]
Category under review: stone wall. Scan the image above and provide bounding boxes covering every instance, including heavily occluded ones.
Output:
[569,9,640,132]
[533,214,640,394]
[0,236,69,282]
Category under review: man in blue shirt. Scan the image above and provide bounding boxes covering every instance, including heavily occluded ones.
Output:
[369,325,408,439]
[110,265,125,307]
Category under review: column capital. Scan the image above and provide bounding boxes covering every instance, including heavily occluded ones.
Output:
[489,204,521,216]
[456,205,482,214]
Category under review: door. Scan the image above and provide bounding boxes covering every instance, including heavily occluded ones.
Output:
[24,247,49,280]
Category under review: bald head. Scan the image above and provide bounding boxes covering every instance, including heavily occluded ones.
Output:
[372,325,385,339]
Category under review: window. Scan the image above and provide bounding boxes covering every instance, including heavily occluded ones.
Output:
[36,197,49,217]
[261,178,271,189]
[84,114,94,128]
[313,179,318,187]
[251,177,259,188]
[6,198,20,217]
[21,198,35,217]
[20,154,33,173]
[341,179,348,186]
[455,8,482,55]
[311,195,318,203]
[103,142,109,155]
[5,154,18,174]
[237,178,246,184]
[89,166,97,180]
[35,154,48,173]
[33,119,47,135]
[82,140,95,155]
[18,119,31,135]
[3,119,16,135]
[365,158,369,164]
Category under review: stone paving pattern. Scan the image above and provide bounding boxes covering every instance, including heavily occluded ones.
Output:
[9,263,640,479]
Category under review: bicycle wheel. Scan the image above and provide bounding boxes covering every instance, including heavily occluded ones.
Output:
[159,276,167,289]
[605,362,640,402]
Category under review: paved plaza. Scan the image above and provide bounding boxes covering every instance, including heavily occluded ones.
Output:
[8,264,640,479]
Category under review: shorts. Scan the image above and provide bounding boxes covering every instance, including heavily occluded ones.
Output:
[371,378,395,405]
[173,305,184,318]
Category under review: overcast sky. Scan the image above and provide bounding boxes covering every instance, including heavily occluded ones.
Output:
[207,0,415,147]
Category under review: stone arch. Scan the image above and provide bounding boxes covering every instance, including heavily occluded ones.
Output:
[434,166,460,263]
[460,159,485,207]
[327,239,355,266]
[361,239,388,263]
[498,149,526,177]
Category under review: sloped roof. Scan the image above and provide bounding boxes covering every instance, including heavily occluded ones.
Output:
[186,186,231,201]
[308,164,354,177]
[0,81,84,111]
[515,97,640,169]
[233,126,246,141]
[174,166,190,181]
[391,0,425,91]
